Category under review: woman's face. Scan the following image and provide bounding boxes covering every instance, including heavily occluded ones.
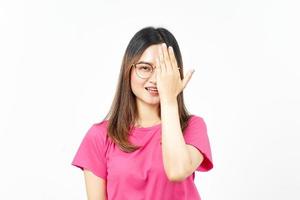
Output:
[130,44,161,105]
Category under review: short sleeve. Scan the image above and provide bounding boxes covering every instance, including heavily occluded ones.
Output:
[71,124,107,180]
[183,115,213,172]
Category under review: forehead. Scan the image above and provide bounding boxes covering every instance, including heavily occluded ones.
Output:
[137,44,161,65]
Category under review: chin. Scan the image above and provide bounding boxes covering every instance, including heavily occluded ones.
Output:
[138,95,160,105]
[148,100,160,105]
[144,96,160,105]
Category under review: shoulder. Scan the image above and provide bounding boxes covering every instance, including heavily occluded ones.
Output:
[85,119,110,143]
[92,119,109,132]
[184,114,207,133]
[188,114,205,124]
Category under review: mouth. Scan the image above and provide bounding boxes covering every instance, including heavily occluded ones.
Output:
[145,87,159,95]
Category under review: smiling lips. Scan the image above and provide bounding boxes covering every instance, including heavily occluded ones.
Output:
[145,87,159,95]
[145,87,158,91]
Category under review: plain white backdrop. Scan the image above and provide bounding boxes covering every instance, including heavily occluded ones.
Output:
[0,0,299,199]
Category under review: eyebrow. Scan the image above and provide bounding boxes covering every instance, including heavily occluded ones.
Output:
[136,61,154,65]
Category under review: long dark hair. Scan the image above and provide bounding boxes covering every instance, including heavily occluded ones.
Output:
[103,26,192,153]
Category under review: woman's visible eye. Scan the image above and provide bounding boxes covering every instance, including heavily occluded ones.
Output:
[140,66,151,71]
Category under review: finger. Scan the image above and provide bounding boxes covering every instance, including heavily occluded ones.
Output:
[155,58,161,74]
[182,69,195,90]
[168,46,178,71]
[159,44,166,73]
[162,43,172,72]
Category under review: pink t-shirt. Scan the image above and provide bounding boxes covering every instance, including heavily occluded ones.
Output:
[71,114,213,200]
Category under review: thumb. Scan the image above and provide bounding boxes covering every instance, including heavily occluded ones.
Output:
[182,69,195,90]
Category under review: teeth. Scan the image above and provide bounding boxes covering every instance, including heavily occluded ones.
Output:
[146,87,158,92]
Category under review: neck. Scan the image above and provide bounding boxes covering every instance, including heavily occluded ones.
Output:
[135,99,161,127]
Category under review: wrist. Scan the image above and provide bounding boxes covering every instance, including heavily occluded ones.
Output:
[160,97,178,106]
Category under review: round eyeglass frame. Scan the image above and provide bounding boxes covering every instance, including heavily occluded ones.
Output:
[131,62,181,79]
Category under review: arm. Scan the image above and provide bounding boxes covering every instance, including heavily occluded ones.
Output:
[83,169,107,200]
[160,99,203,181]
[157,43,202,181]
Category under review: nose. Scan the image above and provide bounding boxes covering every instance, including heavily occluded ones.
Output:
[148,68,157,83]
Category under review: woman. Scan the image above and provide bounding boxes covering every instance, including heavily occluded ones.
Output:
[71,26,213,200]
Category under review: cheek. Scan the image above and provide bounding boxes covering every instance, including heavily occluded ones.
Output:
[130,70,145,94]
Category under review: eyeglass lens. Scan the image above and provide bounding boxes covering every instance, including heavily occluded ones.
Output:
[135,63,154,78]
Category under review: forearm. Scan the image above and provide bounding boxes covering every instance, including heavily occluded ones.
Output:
[160,98,192,180]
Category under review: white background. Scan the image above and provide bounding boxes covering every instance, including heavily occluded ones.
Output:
[1,0,299,199]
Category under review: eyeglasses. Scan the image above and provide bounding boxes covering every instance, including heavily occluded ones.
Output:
[131,61,180,79]
[131,62,156,79]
